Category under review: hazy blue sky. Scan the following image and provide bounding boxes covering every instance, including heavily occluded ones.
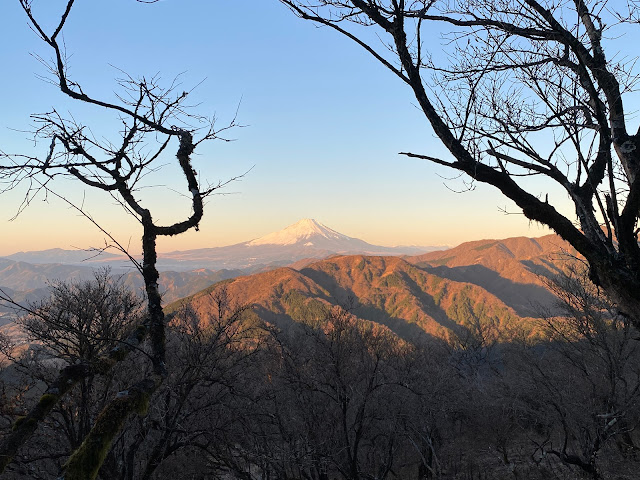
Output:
[0,0,562,256]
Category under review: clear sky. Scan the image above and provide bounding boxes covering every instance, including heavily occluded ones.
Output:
[0,0,562,256]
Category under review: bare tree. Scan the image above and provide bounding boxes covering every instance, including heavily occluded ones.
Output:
[279,0,640,323]
[539,266,640,477]
[246,303,416,480]
[0,1,239,477]
[123,289,261,480]
[18,270,143,366]
[0,333,16,437]
[492,265,640,479]
[1,271,143,479]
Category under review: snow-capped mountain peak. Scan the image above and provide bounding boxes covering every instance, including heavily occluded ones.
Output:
[247,219,353,246]
[3,218,446,272]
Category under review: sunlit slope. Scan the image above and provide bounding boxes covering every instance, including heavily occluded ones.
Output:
[167,255,542,342]
[407,234,577,316]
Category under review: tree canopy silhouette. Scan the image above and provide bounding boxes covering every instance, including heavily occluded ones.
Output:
[280,0,640,323]
[0,1,238,477]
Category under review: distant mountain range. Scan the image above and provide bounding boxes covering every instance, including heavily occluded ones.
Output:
[2,249,122,265]
[3,219,445,271]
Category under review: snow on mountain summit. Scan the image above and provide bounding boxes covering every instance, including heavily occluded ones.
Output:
[247,219,354,246]
[4,218,446,272]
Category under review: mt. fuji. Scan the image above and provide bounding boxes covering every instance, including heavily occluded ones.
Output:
[154,219,443,270]
[4,219,444,272]
[247,219,353,247]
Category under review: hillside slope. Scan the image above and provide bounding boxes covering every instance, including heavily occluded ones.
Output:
[169,254,544,342]
[407,234,576,316]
